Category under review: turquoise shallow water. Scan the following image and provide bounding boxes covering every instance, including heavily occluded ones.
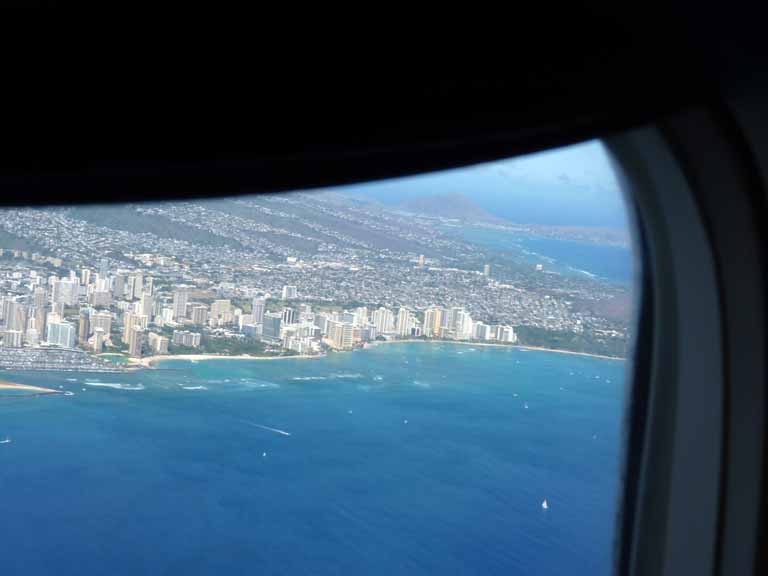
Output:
[0,343,626,575]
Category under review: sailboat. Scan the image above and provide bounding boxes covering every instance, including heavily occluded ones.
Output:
[541,499,549,510]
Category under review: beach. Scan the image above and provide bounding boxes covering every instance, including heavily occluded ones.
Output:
[368,339,626,361]
[134,353,322,368]
[0,380,62,394]
[123,341,624,368]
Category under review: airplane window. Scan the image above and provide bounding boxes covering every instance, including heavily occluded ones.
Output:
[0,140,637,575]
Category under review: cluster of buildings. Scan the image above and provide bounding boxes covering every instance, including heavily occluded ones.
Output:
[0,253,517,360]
[0,193,629,365]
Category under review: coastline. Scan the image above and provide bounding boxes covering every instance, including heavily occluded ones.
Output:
[367,339,625,361]
[120,340,623,368]
[0,380,63,395]
[134,353,323,368]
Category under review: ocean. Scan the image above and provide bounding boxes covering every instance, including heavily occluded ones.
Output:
[461,227,634,286]
[0,343,626,575]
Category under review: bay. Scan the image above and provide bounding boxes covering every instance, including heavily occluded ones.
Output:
[461,227,634,286]
[0,343,626,575]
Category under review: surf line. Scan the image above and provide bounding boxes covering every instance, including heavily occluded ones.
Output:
[241,421,292,436]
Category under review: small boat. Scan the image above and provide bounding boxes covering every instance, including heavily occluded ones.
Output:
[542,499,549,510]
[403,419,409,424]
[524,402,529,409]
[262,452,267,457]
[0,437,11,445]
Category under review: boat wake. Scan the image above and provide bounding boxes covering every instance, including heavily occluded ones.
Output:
[241,421,292,436]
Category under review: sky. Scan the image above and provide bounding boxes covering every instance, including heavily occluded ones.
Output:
[329,140,630,229]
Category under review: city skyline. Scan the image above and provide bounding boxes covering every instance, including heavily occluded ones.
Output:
[0,188,631,368]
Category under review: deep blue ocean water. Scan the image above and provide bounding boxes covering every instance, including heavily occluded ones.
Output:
[461,227,634,286]
[1,343,626,575]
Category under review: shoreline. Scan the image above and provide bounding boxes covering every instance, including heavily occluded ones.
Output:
[136,341,624,365]
[367,339,625,361]
[134,353,323,368]
[0,380,63,395]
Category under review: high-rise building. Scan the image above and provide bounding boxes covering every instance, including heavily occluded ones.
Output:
[160,307,174,325]
[25,327,40,347]
[281,285,298,300]
[144,277,154,295]
[396,307,411,337]
[94,275,110,292]
[252,298,266,325]
[341,312,356,324]
[210,299,233,325]
[80,268,91,286]
[33,287,47,309]
[172,287,189,321]
[327,321,355,350]
[498,326,518,343]
[372,307,395,334]
[282,308,297,325]
[128,327,144,357]
[34,306,47,341]
[98,258,109,277]
[237,314,254,330]
[352,307,368,326]
[0,298,9,323]
[78,310,90,344]
[91,312,112,336]
[147,332,169,354]
[454,309,474,340]
[6,301,28,332]
[52,302,65,317]
[261,312,282,343]
[51,279,78,306]
[423,306,444,338]
[127,274,143,300]
[123,312,147,344]
[314,313,329,335]
[140,292,154,317]
[211,299,231,316]
[418,254,425,268]
[483,264,491,277]
[473,322,490,340]
[171,330,201,348]
[89,290,112,308]
[46,320,76,348]
[92,327,106,353]
[123,311,136,344]
[2,330,24,347]
[190,305,208,325]
[113,274,126,298]
[360,324,377,342]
